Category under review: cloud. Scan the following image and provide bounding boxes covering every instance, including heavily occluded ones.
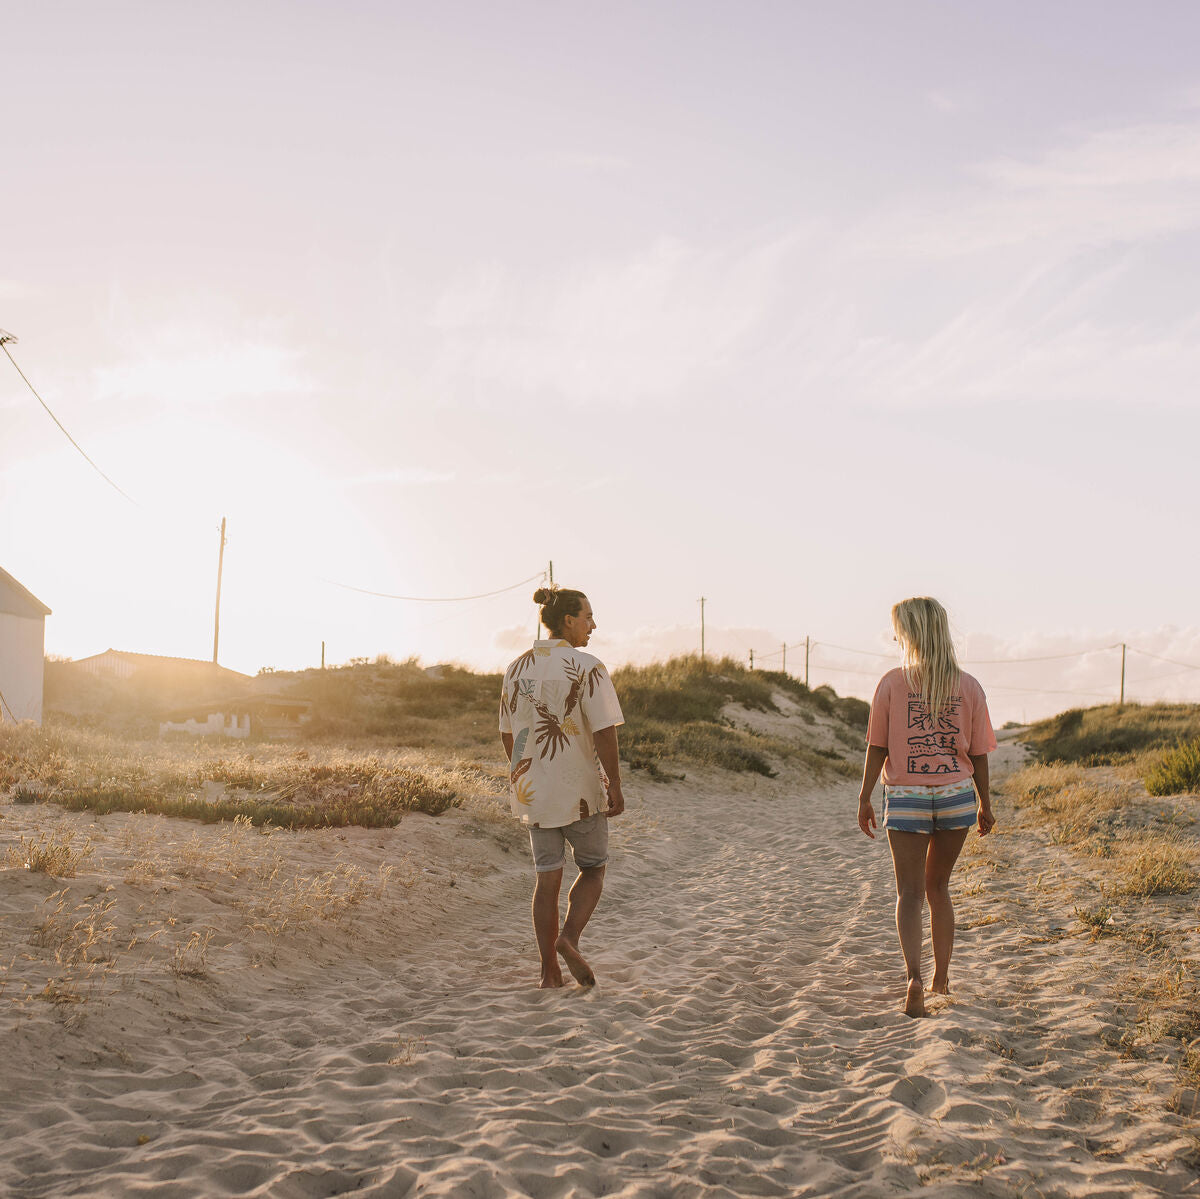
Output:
[423,231,811,408]
[94,340,313,408]
[344,467,457,487]
[412,111,1200,418]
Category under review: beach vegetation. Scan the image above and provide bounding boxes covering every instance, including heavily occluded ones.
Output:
[1144,738,1200,797]
[5,828,94,876]
[1024,702,1200,767]
[1111,835,1198,897]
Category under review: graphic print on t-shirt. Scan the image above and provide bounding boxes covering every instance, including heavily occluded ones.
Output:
[905,696,962,775]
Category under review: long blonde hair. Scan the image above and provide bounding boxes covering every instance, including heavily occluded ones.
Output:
[891,597,962,723]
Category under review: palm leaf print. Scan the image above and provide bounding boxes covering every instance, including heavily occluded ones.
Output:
[563,659,586,718]
[586,664,607,697]
[509,648,536,678]
[535,712,569,761]
[510,756,533,786]
[512,727,529,762]
[515,776,536,806]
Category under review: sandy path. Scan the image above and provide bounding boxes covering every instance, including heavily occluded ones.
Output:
[3,764,1198,1198]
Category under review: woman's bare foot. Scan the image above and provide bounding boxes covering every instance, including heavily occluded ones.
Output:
[904,978,927,1018]
[539,967,565,989]
[930,974,950,995]
[555,934,596,986]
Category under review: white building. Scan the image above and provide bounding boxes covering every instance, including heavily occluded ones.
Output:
[0,567,51,725]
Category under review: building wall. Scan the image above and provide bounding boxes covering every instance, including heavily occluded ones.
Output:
[159,712,250,739]
[0,612,46,724]
[77,651,139,680]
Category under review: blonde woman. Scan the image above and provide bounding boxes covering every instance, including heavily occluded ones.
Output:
[858,597,997,1017]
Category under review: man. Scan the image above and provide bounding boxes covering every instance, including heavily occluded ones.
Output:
[499,585,626,988]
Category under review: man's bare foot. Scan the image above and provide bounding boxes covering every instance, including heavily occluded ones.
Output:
[930,975,950,995]
[555,935,596,986]
[904,979,927,1018]
[539,968,565,989]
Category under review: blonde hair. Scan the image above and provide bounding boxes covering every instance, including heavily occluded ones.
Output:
[891,597,962,723]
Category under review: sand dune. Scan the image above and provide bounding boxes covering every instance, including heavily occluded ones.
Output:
[1,748,1197,1197]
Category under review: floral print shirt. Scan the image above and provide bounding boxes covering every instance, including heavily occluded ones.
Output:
[498,639,624,828]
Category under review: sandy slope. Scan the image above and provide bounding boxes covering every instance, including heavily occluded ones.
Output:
[1,750,1198,1198]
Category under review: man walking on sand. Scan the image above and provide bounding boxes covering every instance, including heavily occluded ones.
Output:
[499,585,626,989]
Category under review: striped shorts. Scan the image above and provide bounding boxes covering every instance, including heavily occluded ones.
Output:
[882,780,977,835]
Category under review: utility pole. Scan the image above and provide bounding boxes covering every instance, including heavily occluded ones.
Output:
[321,640,326,670]
[699,597,706,662]
[1119,642,1126,706]
[537,560,555,639]
[749,649,754,670]
[212,517,227,666]
[781,643,787,675]
[805,635,810,687]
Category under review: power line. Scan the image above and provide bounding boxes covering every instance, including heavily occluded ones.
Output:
[323,570,546,603]
[1,336,138,506]
[1126,646,1200,673]
[961,644,1120,664]
[815,641,895,660]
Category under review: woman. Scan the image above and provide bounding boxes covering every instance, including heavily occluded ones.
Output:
[857,597,997,1017]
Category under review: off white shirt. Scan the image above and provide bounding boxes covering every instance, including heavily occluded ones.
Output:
[499,639,624,828]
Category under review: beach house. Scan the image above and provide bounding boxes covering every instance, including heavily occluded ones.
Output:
[0,566,51,725]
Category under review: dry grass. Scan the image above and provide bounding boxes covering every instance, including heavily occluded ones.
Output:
[238,861,395,938]
[171,929,215,977]
[5,828,94,876]
[1111,835,1198,897]
[1,724,491,828]
[1000,762,1134,843]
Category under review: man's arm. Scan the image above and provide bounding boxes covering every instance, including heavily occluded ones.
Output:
[969,753,995,834]
[592,725,625,818]
[857,744,888,839]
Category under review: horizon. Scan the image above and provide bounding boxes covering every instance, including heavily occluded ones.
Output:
[5,2,1200,727]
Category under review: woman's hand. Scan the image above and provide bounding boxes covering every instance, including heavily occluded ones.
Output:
[858,798,877,839]
[977,803,996,836]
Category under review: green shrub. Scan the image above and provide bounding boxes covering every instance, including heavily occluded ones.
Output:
[1145,739,1200,797]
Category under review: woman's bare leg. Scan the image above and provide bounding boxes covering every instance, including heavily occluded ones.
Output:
[887,830,931,1017]
[926,827,970,994]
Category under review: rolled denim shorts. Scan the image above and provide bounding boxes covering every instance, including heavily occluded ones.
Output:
[883,781,977,835]
[528,812,609,873]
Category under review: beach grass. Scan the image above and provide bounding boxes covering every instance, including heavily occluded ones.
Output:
[1024,702,1200,768]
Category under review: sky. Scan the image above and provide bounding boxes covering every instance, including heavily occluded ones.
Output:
[3,1,1200,724]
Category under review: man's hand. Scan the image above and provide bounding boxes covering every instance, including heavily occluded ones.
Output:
[977,803,996,836]
[858,798,877,839]
[605,785,625,818]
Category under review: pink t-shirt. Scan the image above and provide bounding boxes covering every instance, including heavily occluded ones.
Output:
[867,668,997,788]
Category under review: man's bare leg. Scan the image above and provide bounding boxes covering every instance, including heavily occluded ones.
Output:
[533,868,565,988]
[887,830,930,1017]
[556,864,605,987]
[926,827,970,994]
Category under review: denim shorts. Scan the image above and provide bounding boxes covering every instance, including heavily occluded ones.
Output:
[528,813,610,873]
[883,781,977,835]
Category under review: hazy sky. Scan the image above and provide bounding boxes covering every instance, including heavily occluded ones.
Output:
[4,1,1200,722]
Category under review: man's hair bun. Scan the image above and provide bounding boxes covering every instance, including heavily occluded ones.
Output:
[532,584,586,637]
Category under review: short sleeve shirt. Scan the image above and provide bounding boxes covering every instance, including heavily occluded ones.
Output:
[866,668,997,788]
[499,639,625,828]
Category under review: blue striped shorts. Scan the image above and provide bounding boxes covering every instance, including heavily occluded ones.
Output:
[883,781,977,835]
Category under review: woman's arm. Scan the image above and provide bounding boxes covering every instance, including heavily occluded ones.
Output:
[858,745,888,839]
[969,752,995,835]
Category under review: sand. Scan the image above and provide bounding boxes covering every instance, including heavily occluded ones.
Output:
[2,744,1198,1198]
